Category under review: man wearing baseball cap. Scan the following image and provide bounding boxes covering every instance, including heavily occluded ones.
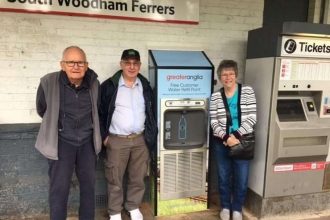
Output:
[99,49,157,220]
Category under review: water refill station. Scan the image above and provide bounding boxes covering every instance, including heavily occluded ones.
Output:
[245,22,330,217]
[148,50,213,216]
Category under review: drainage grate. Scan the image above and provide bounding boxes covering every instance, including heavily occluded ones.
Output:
[95,194,108,208]
[161,151,206,200]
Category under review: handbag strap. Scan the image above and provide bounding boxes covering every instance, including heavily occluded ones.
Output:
[220,88,232,135]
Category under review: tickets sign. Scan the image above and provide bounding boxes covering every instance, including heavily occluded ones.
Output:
[281,35,330,58]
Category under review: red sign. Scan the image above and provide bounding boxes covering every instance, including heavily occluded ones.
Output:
[274,161,329,172]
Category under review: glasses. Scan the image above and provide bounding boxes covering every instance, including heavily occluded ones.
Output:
[62,61,87,67]
[122,61,141,68]
[221,72,236,78]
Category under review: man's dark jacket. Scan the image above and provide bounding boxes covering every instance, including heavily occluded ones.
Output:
[99,70,158,153]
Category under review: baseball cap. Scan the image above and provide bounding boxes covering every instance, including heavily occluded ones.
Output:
[121,49,140,61]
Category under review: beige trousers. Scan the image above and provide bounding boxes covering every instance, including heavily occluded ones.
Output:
[104,134,149,215]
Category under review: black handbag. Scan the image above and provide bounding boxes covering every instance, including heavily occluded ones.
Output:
[228,132,255,160]
[220,87,255,160]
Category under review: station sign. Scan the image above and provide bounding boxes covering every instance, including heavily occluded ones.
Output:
[0,0,199,24]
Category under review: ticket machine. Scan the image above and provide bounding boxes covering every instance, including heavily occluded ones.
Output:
[245,22,330,216]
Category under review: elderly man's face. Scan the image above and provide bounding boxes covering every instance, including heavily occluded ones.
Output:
[60,48,88,84]
[120,58,141,81]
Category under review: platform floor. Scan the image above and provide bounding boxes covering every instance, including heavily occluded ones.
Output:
[11,205,330,220]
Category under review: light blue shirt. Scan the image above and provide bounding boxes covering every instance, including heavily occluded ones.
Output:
[109,76,146,135]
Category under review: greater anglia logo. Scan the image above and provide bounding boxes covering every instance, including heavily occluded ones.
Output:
[166,74,203,81]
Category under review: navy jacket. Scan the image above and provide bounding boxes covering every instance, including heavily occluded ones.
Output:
[99,70,158,153]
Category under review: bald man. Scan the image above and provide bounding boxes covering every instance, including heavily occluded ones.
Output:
[35,46,102,220]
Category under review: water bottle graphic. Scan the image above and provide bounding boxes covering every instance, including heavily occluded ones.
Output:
[178,112,187,140]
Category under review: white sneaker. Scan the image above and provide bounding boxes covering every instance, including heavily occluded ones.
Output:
[233,211,243,220]
[219,208,230,220]
[109,213,122,220]
[129,208,143,220]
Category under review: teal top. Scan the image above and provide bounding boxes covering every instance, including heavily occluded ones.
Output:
[227,87,239,133]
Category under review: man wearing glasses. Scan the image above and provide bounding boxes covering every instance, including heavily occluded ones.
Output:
[35,46,102,220]
[99,49,157,220]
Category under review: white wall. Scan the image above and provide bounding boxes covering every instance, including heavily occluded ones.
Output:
[0,0,263,124]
